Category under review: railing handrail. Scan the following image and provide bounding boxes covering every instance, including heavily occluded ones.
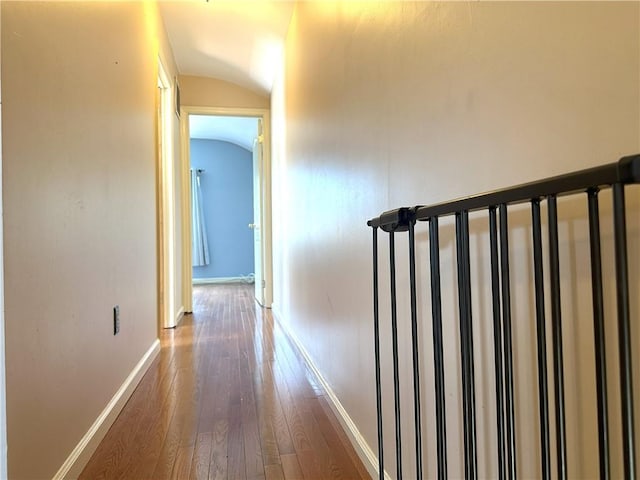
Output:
[368,154,640,232]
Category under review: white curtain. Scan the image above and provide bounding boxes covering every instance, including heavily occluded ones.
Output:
[191,169,210,267]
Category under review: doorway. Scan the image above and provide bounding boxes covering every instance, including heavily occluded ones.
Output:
[157,59,179,330]
[180,107,273,308]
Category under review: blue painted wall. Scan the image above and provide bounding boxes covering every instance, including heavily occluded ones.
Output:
[190,139,254,279]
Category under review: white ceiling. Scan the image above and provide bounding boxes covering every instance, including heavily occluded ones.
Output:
[159,1,295,95]
[190,115,259,151]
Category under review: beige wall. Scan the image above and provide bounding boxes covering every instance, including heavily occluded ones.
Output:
[179,74,270,109]
[2,2,173,478]
[272,2,640,479]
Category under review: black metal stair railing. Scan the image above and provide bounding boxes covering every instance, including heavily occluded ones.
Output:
[368,154,640,480]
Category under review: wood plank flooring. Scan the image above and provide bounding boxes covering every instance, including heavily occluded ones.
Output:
[80,284,370,480]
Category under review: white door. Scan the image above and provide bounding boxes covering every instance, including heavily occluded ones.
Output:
[252,120,265,305]
[158,60,176,329]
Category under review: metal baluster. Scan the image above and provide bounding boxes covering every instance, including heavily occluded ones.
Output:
[489,207,506,480]
[462,211,478,480]
[612,183,636,480]
[547,195,567,480]
[389,231,403,480]
[372,227,385,480]
[408,220,423,479]
[499,204,517,479]
[587,189,610,480]
[456,211,477,480]
[456,213,470,479]
[429,217,448,480]
[531,199,551,480]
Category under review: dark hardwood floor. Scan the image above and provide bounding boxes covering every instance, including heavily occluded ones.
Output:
[80,284,370,480]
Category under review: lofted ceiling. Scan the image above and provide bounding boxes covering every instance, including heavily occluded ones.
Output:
[159,1,295,95]
[189,115,259,151]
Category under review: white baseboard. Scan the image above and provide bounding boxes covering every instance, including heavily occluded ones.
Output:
[175,306,185,326]
[271,307,389,480]
[53,339,161,480]
[192,276,254,285]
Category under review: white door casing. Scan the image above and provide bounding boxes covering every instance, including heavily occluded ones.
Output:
[180,106,273,308]
[252,123,264,305]
[157,58,177,329]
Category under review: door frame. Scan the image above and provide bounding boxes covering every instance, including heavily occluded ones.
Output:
[179,106,273,310]
[157,58,180,329]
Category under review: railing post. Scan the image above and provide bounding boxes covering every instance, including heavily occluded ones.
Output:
[613,183,636,480]
[489,207,506,480]
[456,211,477,480]
[587,189,610,480]
[429,217,448,480]
[389,231,403,480]
[499,204,517,480]
[408,219,423,479]
[372,226,385,480]
[547,195,567,480]
[531,199,550,480]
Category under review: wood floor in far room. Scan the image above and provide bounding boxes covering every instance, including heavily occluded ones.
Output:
[80,283,370,480]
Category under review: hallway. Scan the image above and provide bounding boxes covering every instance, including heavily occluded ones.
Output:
[79,284,369,480]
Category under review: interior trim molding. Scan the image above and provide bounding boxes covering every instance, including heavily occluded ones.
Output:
[271,307,390,480]
[181,105,273,309]
[52,339,161,480]
[175,306,185,326]
[192,276,254,285]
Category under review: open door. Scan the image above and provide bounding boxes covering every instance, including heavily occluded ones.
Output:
[252,119,265,305]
